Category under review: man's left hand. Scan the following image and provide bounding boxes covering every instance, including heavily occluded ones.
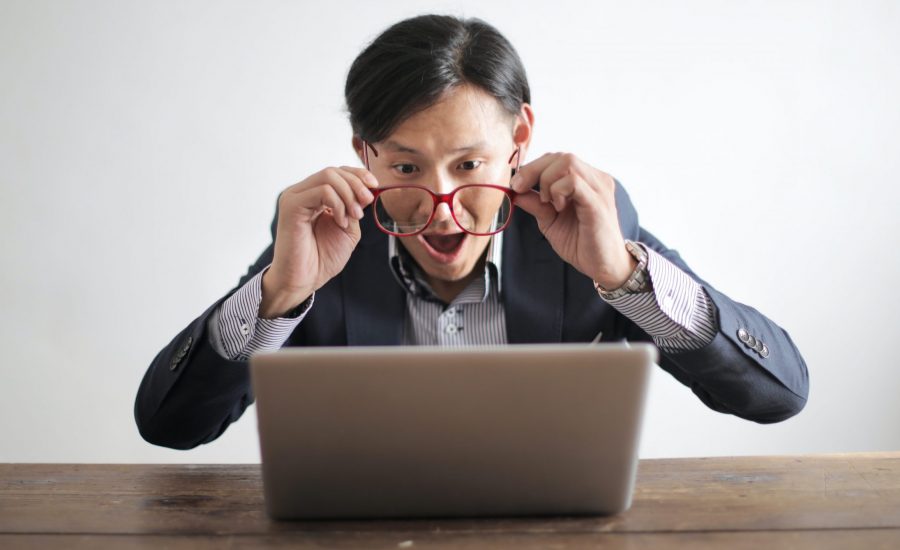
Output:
[510,152,636,290]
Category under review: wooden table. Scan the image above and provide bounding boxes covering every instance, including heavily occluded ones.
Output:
[2,453,899,548]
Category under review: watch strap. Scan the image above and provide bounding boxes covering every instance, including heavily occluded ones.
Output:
[595,240,651,299]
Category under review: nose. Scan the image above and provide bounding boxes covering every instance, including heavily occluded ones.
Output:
[428,171,458,227]
[433,170,456,195]
[432,202,453,225]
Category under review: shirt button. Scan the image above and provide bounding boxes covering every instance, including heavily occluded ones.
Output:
[445,324,458,335]
[240,322,250,336]
[663,291,674,308]
[446,308,456,317]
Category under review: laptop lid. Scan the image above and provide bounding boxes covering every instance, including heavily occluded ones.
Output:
[250,343,656,520]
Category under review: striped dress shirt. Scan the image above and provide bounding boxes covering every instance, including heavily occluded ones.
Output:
[207,236,718,359]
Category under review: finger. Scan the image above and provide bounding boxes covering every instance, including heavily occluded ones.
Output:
[547,173,606,217]
[334,167,376,210]
[513,191,557,230]
[323,168,366,220]
[538,153,590,204]
[545,173,577,212]
[317,184,349,228]
[338,165,379,188]
[338,166,379,205]
[509,152,559,194]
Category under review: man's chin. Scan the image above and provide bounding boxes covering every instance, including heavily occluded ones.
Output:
[401,235,490,284]
[417,260,471,284]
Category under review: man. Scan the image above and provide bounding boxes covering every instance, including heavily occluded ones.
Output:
[135,15,808,450]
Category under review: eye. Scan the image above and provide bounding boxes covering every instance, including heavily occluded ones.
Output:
[392,164,418,175]
[458,160,482,170]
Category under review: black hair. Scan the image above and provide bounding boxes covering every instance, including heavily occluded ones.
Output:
[345,14,531,144]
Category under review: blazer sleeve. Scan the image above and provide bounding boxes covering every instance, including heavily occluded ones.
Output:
[612,182,809,423]
[134,205,280,450]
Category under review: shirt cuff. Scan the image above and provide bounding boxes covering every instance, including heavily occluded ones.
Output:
[211,265,313,361]
[600,243,718,352]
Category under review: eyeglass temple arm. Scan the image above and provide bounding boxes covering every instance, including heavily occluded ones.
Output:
[362,140,379,169]
[508,147,537,198]
[508,147,522,175]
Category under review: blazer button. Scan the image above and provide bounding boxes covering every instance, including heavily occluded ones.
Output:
[753,340,764,353]
[746,335,757,348]
[170,356,181,371]
[737,328,750,343]
[760,344,770,358]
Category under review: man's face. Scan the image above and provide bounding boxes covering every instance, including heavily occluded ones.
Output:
[365,85,523,284]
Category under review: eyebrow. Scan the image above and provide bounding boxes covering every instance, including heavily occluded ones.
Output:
[383,140,488,155]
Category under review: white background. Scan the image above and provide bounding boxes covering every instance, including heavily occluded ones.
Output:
[1,0,898,463]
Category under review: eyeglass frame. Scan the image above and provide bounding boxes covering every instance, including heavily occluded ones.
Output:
[362,140,523,237]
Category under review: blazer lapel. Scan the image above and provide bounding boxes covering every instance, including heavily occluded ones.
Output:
[341,212,406,345]
[502,214,565,343]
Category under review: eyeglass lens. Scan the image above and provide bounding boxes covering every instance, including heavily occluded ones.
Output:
[374,186,512,236]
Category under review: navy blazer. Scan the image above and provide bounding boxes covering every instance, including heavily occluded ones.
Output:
[135,182,809,450]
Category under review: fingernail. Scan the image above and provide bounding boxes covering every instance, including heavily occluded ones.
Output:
[510,174,522,188]
[353,204,364,219]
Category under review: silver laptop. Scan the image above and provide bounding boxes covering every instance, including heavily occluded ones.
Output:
[250,343,656,520]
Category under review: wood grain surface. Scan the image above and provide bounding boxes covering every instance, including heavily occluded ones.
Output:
[2,453,899,548]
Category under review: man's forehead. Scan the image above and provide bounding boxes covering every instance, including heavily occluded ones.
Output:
[381,139,489,155]
[380,85,511,155]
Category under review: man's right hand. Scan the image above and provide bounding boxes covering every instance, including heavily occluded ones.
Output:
[259,166,378,319]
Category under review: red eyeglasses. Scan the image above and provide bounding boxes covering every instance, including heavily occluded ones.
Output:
[363,140,522,237]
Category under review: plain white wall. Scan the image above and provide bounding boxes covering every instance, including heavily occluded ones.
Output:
[1,0,898,463]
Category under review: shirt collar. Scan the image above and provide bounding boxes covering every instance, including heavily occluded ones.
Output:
[388,232,504,303]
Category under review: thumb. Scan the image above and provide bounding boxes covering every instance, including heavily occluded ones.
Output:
[514,191,557,230]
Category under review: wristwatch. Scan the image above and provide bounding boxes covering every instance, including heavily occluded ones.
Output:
[595,240,651,299]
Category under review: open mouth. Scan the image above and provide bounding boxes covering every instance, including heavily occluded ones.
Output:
[424,233,465,253]
[418,232,467,262]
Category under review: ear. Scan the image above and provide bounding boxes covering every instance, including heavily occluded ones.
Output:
[351,135,366,165]
[512,103,535,161]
